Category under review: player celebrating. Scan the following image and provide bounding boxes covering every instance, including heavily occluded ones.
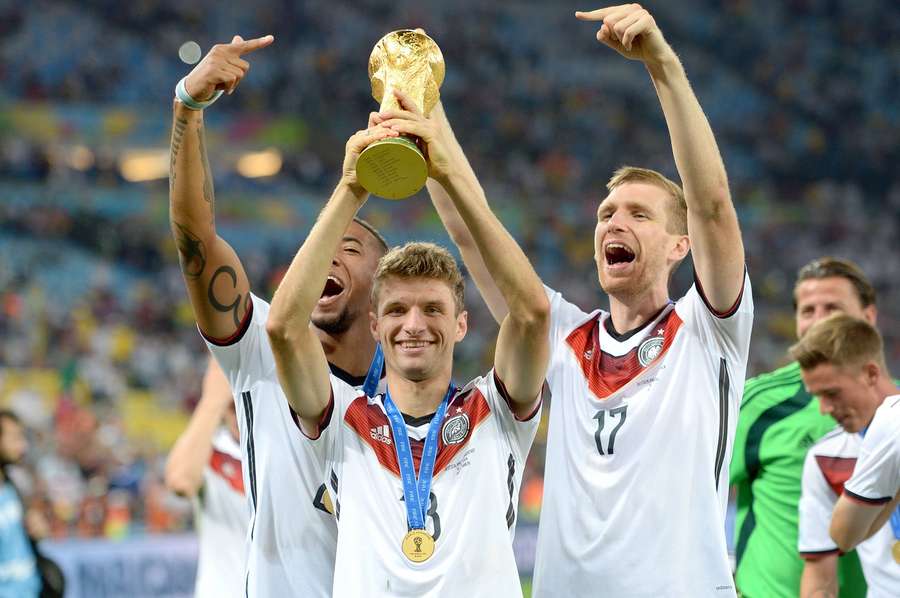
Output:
[169,35,388,596]
[430,5,752,596]
[265,93,549,596]
[165,358,245,598]
[732,258,876,598]
[792,314,900,597]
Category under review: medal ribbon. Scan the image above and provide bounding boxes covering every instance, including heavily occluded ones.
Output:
[383,384,454,530]
[362,343,384,397]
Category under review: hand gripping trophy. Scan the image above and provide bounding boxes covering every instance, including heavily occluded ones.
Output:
[356,30,445,200]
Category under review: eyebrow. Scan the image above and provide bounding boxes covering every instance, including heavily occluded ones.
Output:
[341,236,364,247]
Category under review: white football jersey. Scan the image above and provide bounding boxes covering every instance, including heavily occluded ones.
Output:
[845,395,900,505]
[533,274,753,598]
[204,294,381,597]
[194,427,247,598]
[309,371,539,597]
[798,426,900,597]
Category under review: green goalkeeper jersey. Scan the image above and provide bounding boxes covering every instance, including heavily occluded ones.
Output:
[730,361,867,598]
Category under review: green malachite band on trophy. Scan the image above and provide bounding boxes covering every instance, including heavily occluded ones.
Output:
[356,136,428,200]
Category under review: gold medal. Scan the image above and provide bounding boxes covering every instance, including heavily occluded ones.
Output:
[893,540,900,564]
[402,529,435,563]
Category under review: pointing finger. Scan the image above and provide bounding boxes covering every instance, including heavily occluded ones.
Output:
[575,7,615,21]
[235,35,275,55]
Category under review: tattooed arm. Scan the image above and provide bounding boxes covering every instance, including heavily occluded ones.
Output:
[169,35,273,339]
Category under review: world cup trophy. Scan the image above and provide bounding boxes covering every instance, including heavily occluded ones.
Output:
[356,30,445,200]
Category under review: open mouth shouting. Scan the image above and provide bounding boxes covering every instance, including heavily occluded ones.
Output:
[318,274,346,306]
[603,241,637,272]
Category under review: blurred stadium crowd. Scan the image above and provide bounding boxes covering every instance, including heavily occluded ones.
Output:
[0,0,898,539]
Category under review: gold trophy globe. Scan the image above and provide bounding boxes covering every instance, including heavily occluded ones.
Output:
[356,30,445,200]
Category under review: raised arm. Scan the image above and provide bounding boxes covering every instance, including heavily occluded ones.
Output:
[169,35,273,339]
[265,125,397,434]
[165,357,234,497]
[577,5,744,311]
[380,93,549,417]
[420,104,508,324]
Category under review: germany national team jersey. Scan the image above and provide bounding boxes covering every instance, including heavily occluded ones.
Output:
[204,293,384,598]
[731,361,867,598]
[194,428,246,598]
[308,372,539,597]
[799,426,900,597]
[532,274,752,598]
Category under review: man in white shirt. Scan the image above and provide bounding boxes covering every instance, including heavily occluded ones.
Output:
[265,91,549,596]
[166,358,246,598]
[169,34,388,596]
[792,313,900,595]
[429,5,751,596]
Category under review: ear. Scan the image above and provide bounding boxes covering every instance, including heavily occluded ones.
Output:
[369,311,379,342]
[862,304,877,326]
[863,361,880,387]
[455,310,468,342]
[670,234,690,262]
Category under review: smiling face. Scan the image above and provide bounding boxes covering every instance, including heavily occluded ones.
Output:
[801,362,881,433]
[594,182,689,299]
[311,220,384,336]
[371,276,467,383]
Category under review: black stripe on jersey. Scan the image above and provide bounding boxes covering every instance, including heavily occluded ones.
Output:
[714,358,730,488]
[241,391,259,524]
[241,390,257,598]
[800,548,840,559]
[844,488,892,505]
[330,469,341,520]
[505,453,516,529]
[735,385,814,567]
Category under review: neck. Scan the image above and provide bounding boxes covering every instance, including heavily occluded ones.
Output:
[607,284,671,334]
[385,367,453,418]
[316,323,377,378]
[862,376,900,427]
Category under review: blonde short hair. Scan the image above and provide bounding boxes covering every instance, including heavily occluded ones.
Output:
[789,313,886,372]
[607,166,687,235]
[372,242,465,313]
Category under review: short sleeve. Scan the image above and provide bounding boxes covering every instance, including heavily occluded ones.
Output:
[675,270,754,365]
[798,448,840,557]
[303,375,363,467]
[844,399,900,504]
[203,293,277,393]
[545,285,593,358]
[478,370,541,464]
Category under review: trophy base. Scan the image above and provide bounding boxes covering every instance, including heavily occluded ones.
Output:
[357,136,428,200]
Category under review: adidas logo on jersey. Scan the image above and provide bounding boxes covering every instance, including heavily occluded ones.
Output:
[370,425,392,445]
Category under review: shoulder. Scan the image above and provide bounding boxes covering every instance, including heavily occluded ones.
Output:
[741,362,804,408]
[808,426,853,457]
[865,395,900,442]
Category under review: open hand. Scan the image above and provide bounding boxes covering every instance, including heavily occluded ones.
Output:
[183,34,274,101]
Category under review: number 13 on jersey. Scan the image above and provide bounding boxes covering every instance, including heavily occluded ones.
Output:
[593,405,627,455]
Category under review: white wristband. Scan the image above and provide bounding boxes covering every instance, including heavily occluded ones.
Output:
[175,77,223,110]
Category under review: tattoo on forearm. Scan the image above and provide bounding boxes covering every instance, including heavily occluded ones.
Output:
[170,117,188,189]
[198,127,215,208]
[208,265,248,328]
[173,222,207,279]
